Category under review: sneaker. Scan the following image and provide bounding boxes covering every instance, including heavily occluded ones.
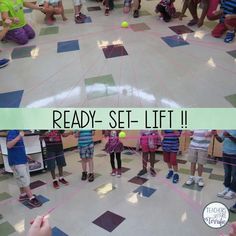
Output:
[53,180,60,189]
[18,194,29,202]
[44,18,54,25]
[79,12,87,19]
[0,58,10,68]
[111,169,116,176]
[217,188,229,198]
[186,176,195,186]
[224,31,235,43]
[150,168,157,177]
[105,8,110,16]
[28,197,42,207]
[197,177,204,187]
[230,203,236,213]
[224,190,236,200]
[133,10,139,18]
[137,168,147,176]
[116,169,122,178]
[173,173,179,184]
[88,173,94,182]
[59,178,69,185]
[81,171,87,181]
[75,15,84,23]
[166,170,174,179]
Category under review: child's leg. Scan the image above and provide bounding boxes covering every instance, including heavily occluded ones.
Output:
[212,22,227,38]
[187,0,199,25]
[207,0,220,20]
[110,152,116,169]
[179,0,190,20]
[224,18,236,43]
[170,152,178,172]
[81,159,87,172]
[150,152,155,169]
[5,28,29,45]
[133,0,141,18]
[123,0,132,13]
[22,24,35,40]
[58,1,67,20]
[116,152,122,169]
[88,158,94,173]
[142,152,148,170]
[163,152,171,169]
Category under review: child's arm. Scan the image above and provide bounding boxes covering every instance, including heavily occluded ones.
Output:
[179,0,190,20]
[223,131,236,144]
[225,14,236,19]
[23,1,44,11]
[0,27,8,41]
[197,0,209,27]
[7,131,24,149]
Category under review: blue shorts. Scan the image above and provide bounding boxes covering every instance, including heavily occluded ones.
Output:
[79,144,94,159]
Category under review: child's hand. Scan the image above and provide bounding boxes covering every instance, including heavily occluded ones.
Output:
[19,131,25,137]
[12,17,19,24]
[211,130,217,136]
[213,10,223,16]
[179,14,183,20]
[4,18,12,27]
[223,131,230,137]
[229,222,236,236]
[28,216,51,236]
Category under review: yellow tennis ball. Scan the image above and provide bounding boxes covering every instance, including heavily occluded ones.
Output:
[121,21,129,28]
[119,131,126,138]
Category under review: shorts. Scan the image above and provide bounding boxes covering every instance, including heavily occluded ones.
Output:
[46,151,66,171]
[73,0,82,6]
[163,152,177,166]
[11,164,30,188]
[187,148,208,165]
[79,144,94,159]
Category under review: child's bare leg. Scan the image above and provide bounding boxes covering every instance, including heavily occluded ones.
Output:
[88,158,94,173]
[188,0,199,24]
[58,2,67,21]
[74,4,82,15]
[23,186,33,198]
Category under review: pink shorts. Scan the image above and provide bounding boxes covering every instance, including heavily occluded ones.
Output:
[212,19,236,37]
[163,152,177,166]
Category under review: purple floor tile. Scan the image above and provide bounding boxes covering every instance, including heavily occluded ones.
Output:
[30,180,46,190]
[102,44,128,59]
[92,211,125,232]
[169,25,194,34]
[128,176,148,185]
[121,167,130,173]
[22,195,49,209]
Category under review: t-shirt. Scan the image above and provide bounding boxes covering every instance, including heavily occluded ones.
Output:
[0,0,26,30]
[47,0,59,5]
[220,130,236,155]
[162,130,181,153]
[7,130,27,166]
[41,130,64,152]
[77,130,93,148]
[221,0,236,15]
[189,130,212,151]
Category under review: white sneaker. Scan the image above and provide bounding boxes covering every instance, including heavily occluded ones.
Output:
[217,188,229,198]
[197,177,204,187]
[224,190,236,200]
[186,176,195,185]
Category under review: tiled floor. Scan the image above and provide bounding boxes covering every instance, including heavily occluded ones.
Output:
[1,0,235,108]
[0,143,234,235]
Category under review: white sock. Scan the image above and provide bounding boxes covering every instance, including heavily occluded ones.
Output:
[53,179,57,182]
[29,196,35,200]
[20,193,27,197]
[59,176,64,180]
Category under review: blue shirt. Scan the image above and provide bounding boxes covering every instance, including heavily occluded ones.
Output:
[77,130,93,148]
[7,130,27,166]
[220,130,236,155]
[162,130,181,153]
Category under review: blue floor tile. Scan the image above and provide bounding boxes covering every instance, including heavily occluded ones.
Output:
[24,8,33,13]
[0,90,24,108]
[133,186,156,197]
[161,35,189,47]
[76,16,92,24]
[52,227,69,236]
[36,195,50,203]
[57,40,80,53]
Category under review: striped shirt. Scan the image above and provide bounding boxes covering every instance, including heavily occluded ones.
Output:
[77,130,94,148]
[162,130,181,153]
[189,130,212,151]
[221,0,236,15]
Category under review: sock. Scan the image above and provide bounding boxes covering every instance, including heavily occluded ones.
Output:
[20,193,27,197]
[59,176,64,180]
[29,196,35,200]
[53,179,57,182]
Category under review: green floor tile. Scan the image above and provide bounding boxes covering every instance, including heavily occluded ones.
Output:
[85,74,118,99]
[94,173,102,179]
[39,26,59,36]
[179,168,190,175]
[182,183,203,192]
[122,158,133,163]
[204,21,218,29]
[0,175,10,182]
[0,192,12,202]
[209,173,224,181]
[0,222,16,235]
[0,214,3,220]
[225,94,236,107]
[114,3,123,8]
[203,167,213,173]
[229,212,236,222]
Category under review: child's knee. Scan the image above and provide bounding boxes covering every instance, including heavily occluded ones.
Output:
[17,36,29,45]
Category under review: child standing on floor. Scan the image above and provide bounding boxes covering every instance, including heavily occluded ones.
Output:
[105,130,124,177]
[40,130,73,189]
[6,130,42,207]
[40,0,67,25]
[73,0,87,23]
[213,130,236,199]
[0,18,11,68]
[137,130,161,177]
[155,0,176,22]
[185,130,213,187]
[161,130,181,183]
[75,130,95,182]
